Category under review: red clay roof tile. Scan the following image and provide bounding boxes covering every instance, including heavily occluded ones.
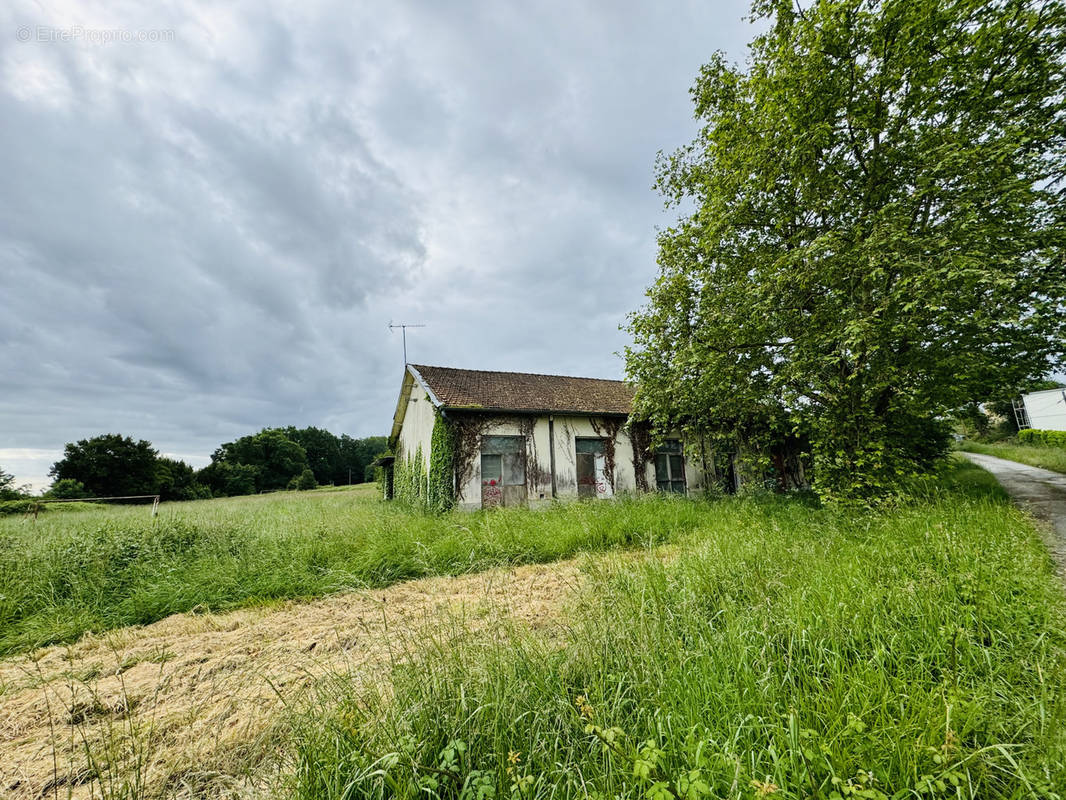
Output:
[410,364,633,416]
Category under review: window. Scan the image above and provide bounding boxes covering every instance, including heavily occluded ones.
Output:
[575,438,612,498]
[480,435,527,507]
[654,440,685,493]
[481,436,526,485]
[481,453,502,483]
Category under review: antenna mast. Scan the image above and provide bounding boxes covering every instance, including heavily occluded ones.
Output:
[388,321,426,365]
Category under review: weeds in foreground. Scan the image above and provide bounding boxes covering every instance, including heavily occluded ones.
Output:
[0,490,708,655]
[290,463,1066,799]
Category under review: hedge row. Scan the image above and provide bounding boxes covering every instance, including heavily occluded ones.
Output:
[0,499,45,516]
[1018,428,1066,447]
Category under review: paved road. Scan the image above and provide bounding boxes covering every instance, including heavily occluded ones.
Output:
[962,451,1066,576]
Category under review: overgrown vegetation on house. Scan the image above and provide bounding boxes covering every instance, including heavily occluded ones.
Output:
[626,0,1066,502]
[428,411,457,513]
[393,444,427,508]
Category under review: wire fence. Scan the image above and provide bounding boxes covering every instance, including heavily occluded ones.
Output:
[28,494,161,519]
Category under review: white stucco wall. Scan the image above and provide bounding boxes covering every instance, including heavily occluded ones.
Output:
[455,416,553,510]
[449,413,715,510]
[550,415,634,496]
[395,380,436,478]
[1023,388,1066,432]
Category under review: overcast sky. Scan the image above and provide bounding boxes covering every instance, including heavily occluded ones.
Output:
[0,0,760,488]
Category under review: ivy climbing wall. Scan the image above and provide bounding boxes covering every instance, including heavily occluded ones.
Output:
[393,388,716,511]
[448,413,694,510]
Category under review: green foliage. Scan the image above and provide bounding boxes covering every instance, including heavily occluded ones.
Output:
[293,462,1066,799]
[201,429,387,495]
[429,412,457,513]
[289,468,318,491]
[0,499,43,516]
[277,426,342,485]
[209,428,309,493]
[1018,428,1066,448]
[393,445,427,508]
[626,0,1066,502]
[952,402,991,439]
[342,434,388,484]
[46,478,89,499]
[154,457,209,501]
[48,435,210,500]
[50,433,162,498]
[279,427,388,486]
[396,418,463,511]
[0,466,27,501]
[43,429,386,504]
[196,461,258,497]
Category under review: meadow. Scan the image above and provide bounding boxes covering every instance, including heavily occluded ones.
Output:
[957,439,1066,474]
[2,460,1065,799]
[0,483,713,655]
[292,462,1066,799]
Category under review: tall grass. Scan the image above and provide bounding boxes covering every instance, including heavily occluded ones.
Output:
[292,462,1066,799]
[0,485,714,655]
[957,440,1066,474]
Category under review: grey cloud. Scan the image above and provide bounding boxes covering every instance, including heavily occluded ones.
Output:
[0,0,755,488]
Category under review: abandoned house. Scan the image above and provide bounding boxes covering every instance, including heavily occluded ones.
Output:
[384,364,721,510]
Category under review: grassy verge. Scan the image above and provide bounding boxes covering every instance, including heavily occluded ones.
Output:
[292,460,1066,799]
[957,440,1066,474]
[0,486,717,655]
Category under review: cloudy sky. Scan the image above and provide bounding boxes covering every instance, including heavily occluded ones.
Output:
[1,0,757,489]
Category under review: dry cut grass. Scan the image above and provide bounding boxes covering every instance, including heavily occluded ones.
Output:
[0,560,584,799]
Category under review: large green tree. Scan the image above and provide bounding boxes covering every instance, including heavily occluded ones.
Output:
[196,461,259,497]
[282,426,344,485]
[627,0,1066,500]
[49,434,161,498]
[209,429,310,492]
[155,457,210,501]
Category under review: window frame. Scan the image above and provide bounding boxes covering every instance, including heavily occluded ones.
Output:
[480,435,526,487]
[654,439,686,494]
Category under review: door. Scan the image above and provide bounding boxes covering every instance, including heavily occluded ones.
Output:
[481,435,527,508]
[576,438,613,499]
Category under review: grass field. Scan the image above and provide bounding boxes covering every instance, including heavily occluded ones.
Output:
[292,462,1066,799]
[957,439,1066,474]
[2,461,1065,799]
[0,483,713,655]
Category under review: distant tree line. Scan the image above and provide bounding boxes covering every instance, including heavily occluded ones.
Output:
[43,428,386,501]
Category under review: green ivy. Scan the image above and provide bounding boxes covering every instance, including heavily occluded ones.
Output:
[428,411,456,513]
[394,445,427,509]
[391,414,457,514]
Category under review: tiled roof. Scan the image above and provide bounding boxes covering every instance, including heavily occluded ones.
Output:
[409,364,634,416]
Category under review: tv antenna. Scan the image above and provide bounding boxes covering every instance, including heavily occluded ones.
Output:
[388,321,426,365]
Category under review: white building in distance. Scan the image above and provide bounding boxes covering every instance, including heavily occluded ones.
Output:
[1021,387,1066,431]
